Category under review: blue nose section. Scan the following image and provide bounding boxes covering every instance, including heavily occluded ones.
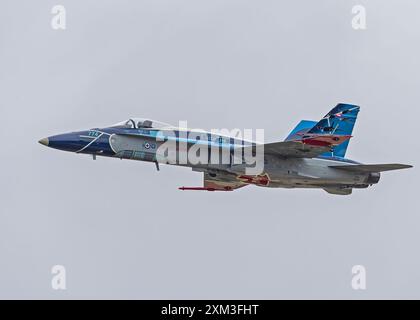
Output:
[47,132,88,152]
[39,130,115,156]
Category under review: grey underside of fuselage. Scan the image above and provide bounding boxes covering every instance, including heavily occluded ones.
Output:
[107,134,370,190]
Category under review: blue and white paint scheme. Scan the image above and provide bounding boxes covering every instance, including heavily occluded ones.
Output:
[39,104,412,195]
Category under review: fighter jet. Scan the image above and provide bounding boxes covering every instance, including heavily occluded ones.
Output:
[39,104,412,195]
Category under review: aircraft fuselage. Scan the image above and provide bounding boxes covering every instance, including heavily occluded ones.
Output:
[39,126,378,192]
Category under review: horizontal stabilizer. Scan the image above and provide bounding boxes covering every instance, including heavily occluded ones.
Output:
[329,163,413,173]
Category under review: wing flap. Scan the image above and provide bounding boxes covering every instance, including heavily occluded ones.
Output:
[329,163,413,173]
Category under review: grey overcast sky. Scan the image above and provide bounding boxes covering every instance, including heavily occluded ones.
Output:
[0,0,418,299]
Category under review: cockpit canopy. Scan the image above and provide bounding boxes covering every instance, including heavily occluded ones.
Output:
[111,118,173,129]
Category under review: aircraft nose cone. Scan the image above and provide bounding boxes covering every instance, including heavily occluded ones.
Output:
[38,137,49,146]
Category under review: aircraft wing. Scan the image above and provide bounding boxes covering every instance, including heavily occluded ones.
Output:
[329,163,413,173]
[262,141,331,158]
[179,171,248,191]
[251,134,352,158]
